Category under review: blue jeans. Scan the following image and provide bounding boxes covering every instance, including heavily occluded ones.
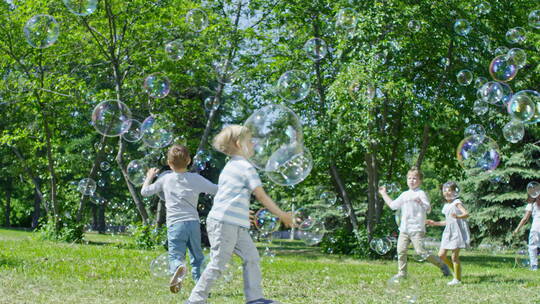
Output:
[168,220,206,281]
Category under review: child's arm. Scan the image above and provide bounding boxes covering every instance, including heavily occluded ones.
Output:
[195,175,218,195]
[378,186,396,209]
[141,168,161,196]
[452,203,469,219]
[513,211,532,234]
[253,186,294,228]
[426,219,446,227]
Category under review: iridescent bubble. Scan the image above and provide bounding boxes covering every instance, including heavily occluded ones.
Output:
[204,96,219,112]
[442,181,460,199]
[150,253,175,277]
[77,178,96,195]
[475,2,491,15]
[527,181,540,198]
[91,100,132,137]
[408,20,421,32]
[298,220,325,246]
[62,0,98,16]
[303,38,328,61]
[498,82,514,105]
[456,136,500,172]
[335,8,357,30]
[23,14,60,49]
[186,8,208,32]
[529,10,540,29]
[320,191,337,205]
[440,57,450,67]
[505,27,526,44]
[454,19,471,36]
[507,48,527,69]
[192,149,212,171]
[110,170,121,182]
[276,70,311,103]
[164,39,185,61]
[515,248,530,269]
[493,46,509,56]
[369,237,392,255]
[473,99,489,116]
[479,81,503,104]
[456,69,473,86]
[293,207,320,231]
[502,120,524,143]
[143,73,170,99]
[255,208,280,233]
[97,179,106,188]
[121,119,143,143]
[243,104,303,170]
[464,124,485,142]
[214,59,238,84]
[100,161,111,171]
[489,56,517,82]
[126,159,147,186]
[348,80,375,101]
[141,115,173,149]
[474,77,488,90]
[507,90,538,122]
[265,145,312,186]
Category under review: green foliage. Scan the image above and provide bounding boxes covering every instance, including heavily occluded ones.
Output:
[132,223,167,250]
[38,218,84,243]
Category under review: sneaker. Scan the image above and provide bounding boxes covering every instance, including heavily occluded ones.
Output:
[391,273,407,281]
[246,299,283,304]
[447,278,461,286]
[440,264,451,277]
[169,265,187,293]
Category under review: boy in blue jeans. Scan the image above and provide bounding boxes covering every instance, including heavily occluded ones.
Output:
[142,144,218,293]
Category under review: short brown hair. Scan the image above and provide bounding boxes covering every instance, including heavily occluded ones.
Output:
[212,125,250,155]
[167,144,190,168]
[407,166,423,180]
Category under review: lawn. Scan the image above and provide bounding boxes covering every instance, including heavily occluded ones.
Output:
[0,228,538,304]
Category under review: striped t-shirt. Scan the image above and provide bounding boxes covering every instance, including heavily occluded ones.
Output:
[208,155,262,228]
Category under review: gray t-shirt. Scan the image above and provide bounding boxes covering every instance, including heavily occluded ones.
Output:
[141,172,218,226]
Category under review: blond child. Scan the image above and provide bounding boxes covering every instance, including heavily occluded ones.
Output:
[513,194,540,271]
[185,125,294,304]
[378,166,450,280]
[141,145,218,293]
[426,181,470,285]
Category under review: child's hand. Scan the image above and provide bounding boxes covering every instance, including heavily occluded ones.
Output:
[451,213,458,219]
[279,212,296,228]
[378,186,387,195]
[426,219,435,226]
[249,210,256,227]
[414,198,423,205]
[146,168,159,179]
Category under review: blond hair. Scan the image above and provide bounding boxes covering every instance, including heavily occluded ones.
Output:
[407,166,423,180]
[167,144,191,168]
[212,125,250,155]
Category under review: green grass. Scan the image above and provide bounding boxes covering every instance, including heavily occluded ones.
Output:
[0,228,538,304]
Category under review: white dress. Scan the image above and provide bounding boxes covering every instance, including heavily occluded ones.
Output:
[440,199,471,250]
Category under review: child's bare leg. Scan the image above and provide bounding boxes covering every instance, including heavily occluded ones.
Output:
[451,249,461,281]
[438,248,453,271]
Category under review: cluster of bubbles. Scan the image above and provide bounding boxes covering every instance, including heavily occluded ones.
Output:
[527,181,540,198]
[369,236,394,255]
[293,206,326,246]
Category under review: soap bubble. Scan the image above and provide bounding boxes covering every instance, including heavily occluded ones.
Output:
[186,9,208,32]
[121,119,143,143]
[464,124,485,142]
[456,136,500,172]
[144,73,170,99]
[298,220,325,246]
[214,59,238,84]
[505,27,526,44]
[529,10,540,29]
[454,19,471,36]
[192,149,212,171]
[127,159,148,186]
[243,104,303,170]
[164,39,185,61]
[348,80,375,101]
[489,56,517,82]
[91,100,132,137]
[276,70,311,103]
[408,20,421,32]
[255,208,280,233]
[474,77,488,90]
[507,90,538,122]
[303,38,328,61]
[335,8,357,30]
[507,48,527,69]
[150,253,173,277]
[442,181,460,199]
[24,14,60,49]
[502,120,524,143]
[62,0,97,16]
[475,2,491,15]
[265,145,312,186]
[494,46,509,56]
[527,181,540,198]
[204,96,219,112]
[293,207,322,231]
[479,81,503,104]
[100,161,111,171]
[141,115,173,149]
[320,191,337,205]
[515,248,530,269]
[370,237,392,255]
[77,178,96,195]
[456,69,473,86]
[499,82,514,105]
[473,99,489,116]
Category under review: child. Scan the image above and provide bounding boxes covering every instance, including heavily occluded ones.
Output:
[426,181,470,285]
[513,194,540,271]
[378,166,451,280]
[185,125,294,304]
[141,144,218,293]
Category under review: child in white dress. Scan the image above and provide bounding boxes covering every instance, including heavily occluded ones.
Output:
[427,181,470,286]
[513,194,540,271]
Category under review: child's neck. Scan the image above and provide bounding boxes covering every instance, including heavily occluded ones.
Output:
[172,167,188,173]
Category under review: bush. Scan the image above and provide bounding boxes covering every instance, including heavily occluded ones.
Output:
[132,223,168,250]
[38,218,84,243]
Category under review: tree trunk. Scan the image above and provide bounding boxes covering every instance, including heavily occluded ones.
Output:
[11,146,49,215]
[415,124,430,169]
[97,203,106,233]
[329,162,359,232]
[5,185,11,227]
[364,151,380,238]
[155,199,166,227]
[91,204,98,231]
[32,187,41,229]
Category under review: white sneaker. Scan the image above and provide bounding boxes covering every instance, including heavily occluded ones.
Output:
[447,278,461,286]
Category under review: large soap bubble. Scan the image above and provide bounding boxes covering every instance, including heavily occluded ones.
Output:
[335,8,357,30]
[479,81,503,104]
[524,91,540,125]
[508,48,527,69]
[24,14,60,49]
[243,104,303,170]
[502,120,524,143]
[529,10,540,29]
[320,191,337,205]
[276,70,311,103]
[474,77,488,90]
[164,39,185,61]
[186,8,208,32]
[303,38,328,61]
[456,69,473,86]
[144,73,170,99]
[255,208,280,233]
[298,220,325,246]
[141,115,173,149]
[127,159,147,186]
[456,136,500,172]
[91,100,132,137]
[507,90,538,122]
[77,178,96,196]
[489,56,517,82]
[454,19,471,36]
[498,81,514,105]
[473,99,489,116]
[265,145,312,186]
[464,124,485,142]
[527,181,540,198]
[63,0,98,16]
[505,27,526,44]
[121,119,143,142]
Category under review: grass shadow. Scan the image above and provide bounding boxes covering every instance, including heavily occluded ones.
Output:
[467,273,531,284]
[461,254,516,267]
[0,255,22,268]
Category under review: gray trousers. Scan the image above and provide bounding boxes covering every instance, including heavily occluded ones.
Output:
[188,218,263,303]
[397,231,446,276]
[529,230,539,268]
